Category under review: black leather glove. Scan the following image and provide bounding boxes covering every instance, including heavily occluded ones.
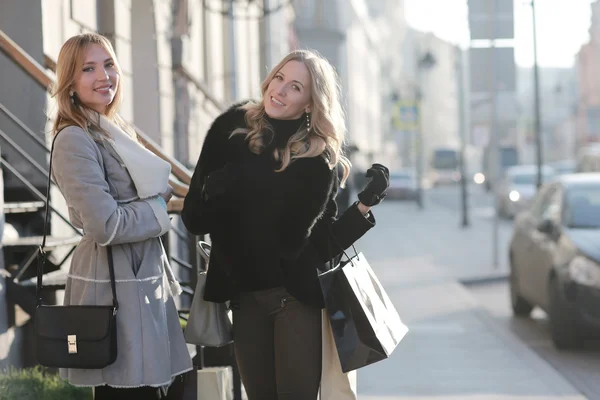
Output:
[202,163,240,200]
[357,163,390,206]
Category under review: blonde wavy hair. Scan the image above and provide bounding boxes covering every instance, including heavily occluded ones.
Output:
[233,50,351,187]
[50,33,134,140]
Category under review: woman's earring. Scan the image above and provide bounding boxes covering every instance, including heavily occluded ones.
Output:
[305,112,311,132]
[69,90,75,105]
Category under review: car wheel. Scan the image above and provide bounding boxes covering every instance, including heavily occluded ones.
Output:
[548,276,581,350]
[506,206,514,220]
[510,262,533,317]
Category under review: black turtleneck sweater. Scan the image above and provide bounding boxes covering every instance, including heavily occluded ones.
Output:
[230,114,307,292]
[264,114,305,150]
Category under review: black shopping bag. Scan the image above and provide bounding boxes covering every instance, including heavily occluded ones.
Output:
[318,250,408,373]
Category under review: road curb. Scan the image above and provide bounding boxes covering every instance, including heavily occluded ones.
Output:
[460,273,509,286]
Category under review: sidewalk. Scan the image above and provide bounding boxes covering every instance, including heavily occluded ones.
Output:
[354,202,587,400]
[358,198,513,283]
[425,199,513,284]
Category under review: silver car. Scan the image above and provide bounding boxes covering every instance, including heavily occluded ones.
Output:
[496,165,555,218]
[387,170,419,201]
[509,173,600,349]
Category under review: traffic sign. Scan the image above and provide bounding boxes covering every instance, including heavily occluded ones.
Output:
[393,101,419,131]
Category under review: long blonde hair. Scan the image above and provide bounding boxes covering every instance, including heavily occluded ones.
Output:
[50,33,133,139]
[233,50,351,186]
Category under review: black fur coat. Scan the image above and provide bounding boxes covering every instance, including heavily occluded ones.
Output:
[182,102,375,308]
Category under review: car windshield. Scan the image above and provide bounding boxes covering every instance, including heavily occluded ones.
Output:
[564,186,600,229]
[432,150,458,169]
[500,148,518,168]
[555,166,574,175]
[511,172,553,185]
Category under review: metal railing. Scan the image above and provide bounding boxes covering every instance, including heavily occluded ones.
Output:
[0,118,82,280]
[0,28,201,302]
[0,29,193,201]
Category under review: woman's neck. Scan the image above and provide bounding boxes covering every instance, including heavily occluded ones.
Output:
[264,114,305,149]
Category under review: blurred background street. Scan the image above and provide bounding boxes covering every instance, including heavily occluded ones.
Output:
[357,184,600,400]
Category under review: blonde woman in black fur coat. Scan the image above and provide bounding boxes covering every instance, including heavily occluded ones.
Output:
[182,49,389,400]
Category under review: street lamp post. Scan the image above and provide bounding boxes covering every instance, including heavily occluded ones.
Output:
[531,0,544,189]
[415,51,436,210]
[487,0,500,269]
[457,46,470,228]
[415,90,424,209]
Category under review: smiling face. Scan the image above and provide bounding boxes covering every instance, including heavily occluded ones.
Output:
[263,60,312,120]
[72,43,119,114]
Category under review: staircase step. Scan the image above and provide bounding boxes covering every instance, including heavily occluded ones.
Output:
[2,235,80,250]
[19,268,68,289]
[5,278,37,316]
[3,201,45,214]
[6,269,69,317]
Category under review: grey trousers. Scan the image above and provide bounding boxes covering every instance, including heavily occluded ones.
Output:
[232,286,322,400]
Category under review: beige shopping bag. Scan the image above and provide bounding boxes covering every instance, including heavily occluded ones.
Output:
[318,309,357,400]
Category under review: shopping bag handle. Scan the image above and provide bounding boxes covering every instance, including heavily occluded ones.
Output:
[326,223,359,268]
[196,241,211,264]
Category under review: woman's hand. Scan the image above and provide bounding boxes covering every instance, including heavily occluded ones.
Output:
[357,163,390,206]
[159,185,174,203]
[203,163,241,200]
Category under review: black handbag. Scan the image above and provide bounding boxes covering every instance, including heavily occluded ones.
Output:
[318,240,408,372]
[34,132,119,369]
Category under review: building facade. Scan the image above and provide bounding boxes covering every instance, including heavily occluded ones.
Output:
[396,28,460,181]
[292,0,385,180]
[575,0,600,148]
[367,0,409,172]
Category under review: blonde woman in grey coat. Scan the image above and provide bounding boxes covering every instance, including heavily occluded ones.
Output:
[49,33,192,400]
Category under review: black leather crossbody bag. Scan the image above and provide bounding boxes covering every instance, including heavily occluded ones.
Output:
[34,131,119,369]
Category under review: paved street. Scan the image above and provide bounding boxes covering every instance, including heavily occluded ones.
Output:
[469,281,600,400]
[423,183,514,281]
[365,184,513,283]
[427,183,495,215]
[353,186,591,400]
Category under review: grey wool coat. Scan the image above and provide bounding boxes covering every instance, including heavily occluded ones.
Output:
[52,126,192,388]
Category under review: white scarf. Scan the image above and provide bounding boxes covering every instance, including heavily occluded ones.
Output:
[99,115,171,200]
[98,115,181,296]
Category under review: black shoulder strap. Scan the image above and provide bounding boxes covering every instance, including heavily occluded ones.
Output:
[36,129,119,312]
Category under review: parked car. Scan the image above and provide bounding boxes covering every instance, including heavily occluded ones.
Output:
[387,170,419,201]
[575,144,600,173]
[482,145,519,191]
[508,173,600,349]
[428,148,460,187]
[549,160,575,175]
[496,165,555,218]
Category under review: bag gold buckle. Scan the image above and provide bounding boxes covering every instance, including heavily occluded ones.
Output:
[67,335,77,354]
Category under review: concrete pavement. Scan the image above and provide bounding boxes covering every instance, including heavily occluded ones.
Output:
[357,195,513,283]
[354,200,587,400]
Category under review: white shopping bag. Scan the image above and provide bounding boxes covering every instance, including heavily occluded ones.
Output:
[318,309,357,400]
